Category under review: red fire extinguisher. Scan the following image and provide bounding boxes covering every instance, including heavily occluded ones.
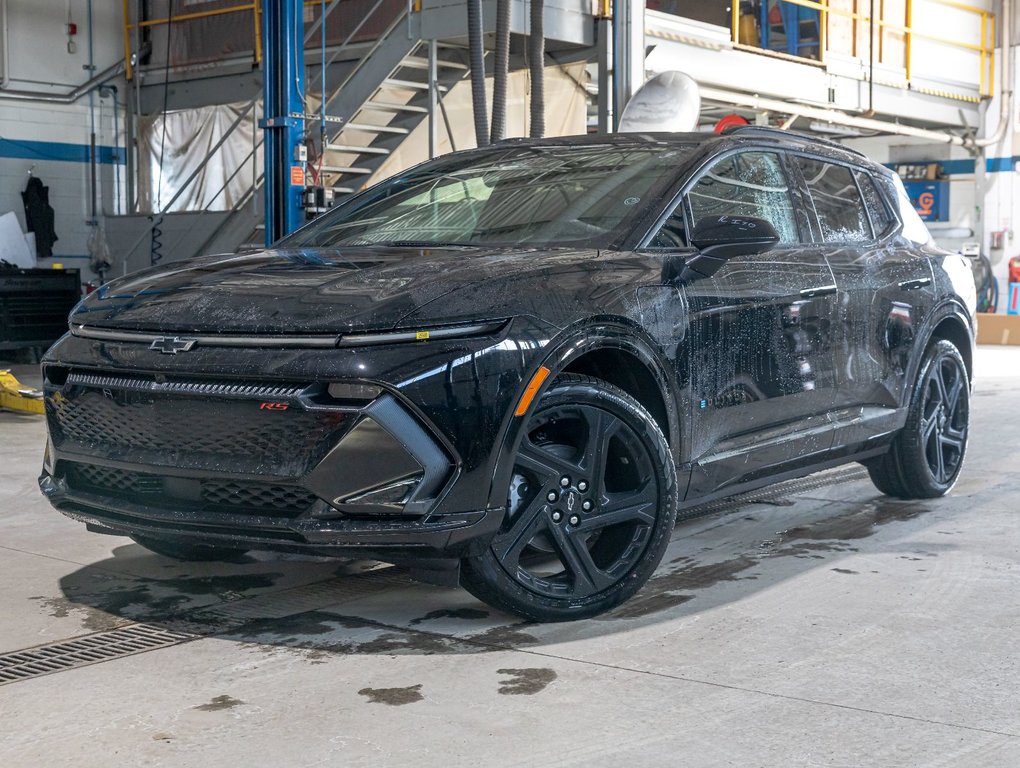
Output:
[1009,255,1020,285]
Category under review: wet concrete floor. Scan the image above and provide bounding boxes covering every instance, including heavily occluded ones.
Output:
[0,346,1018,766]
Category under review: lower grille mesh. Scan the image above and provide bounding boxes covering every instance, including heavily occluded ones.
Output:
[201,480,317,512]
[68,463,317,517]
[72,463,163,496]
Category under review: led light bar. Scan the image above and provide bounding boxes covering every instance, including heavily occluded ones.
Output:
[338,320,507,346]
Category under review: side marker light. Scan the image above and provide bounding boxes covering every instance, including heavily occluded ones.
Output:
[514,366,551,417]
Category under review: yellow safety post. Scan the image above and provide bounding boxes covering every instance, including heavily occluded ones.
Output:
[0,370,45,416]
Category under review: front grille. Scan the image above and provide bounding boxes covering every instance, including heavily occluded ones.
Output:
[67,463,317,517]
[47,373,353,477]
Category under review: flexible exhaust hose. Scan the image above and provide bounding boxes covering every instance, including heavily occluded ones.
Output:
[490,0,510,143]
[466,0,489,146]
[529,0,544,138]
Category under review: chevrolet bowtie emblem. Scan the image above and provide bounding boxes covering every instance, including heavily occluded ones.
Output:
[149,336,197,354]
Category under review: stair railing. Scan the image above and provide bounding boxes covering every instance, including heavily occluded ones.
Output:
[319,4,410,119]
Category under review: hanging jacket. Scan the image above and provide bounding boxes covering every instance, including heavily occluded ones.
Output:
[21,176,58,259]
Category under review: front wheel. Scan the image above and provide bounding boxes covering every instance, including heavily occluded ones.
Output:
[866,339,970,499]
[461,374,678,622]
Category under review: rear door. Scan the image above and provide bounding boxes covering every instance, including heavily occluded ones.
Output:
[646,149,840,497]
[795,156,936,445]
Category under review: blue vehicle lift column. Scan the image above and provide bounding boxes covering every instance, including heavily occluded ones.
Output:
[260,0,305,245]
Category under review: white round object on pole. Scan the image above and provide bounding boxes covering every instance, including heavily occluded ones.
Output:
[618,71,701,133]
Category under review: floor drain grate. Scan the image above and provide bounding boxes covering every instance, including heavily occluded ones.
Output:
[0,566,416,686]
[0,624,196,686]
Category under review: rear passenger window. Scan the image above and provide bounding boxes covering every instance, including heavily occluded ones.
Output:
[686,152,799,244]
[855,171,894,237]
[796,157,872,242]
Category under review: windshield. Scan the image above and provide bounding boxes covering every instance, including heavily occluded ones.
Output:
[283,143,695,249]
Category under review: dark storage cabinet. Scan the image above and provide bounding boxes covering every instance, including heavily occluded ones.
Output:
[0,268,81,351]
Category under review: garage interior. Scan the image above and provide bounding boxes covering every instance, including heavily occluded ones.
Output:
[2,1,1020,765]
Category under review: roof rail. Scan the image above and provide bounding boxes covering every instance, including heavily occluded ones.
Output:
[720,125,867,159]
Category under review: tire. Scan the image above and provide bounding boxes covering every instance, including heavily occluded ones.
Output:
[866,339,970,499]
[131,535,249,562]
[461,374,679,621]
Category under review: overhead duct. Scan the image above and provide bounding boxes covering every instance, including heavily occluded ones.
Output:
[529,0,545,138]
[490,0,510,143]
[698,85,970,146]
[619,71,700,132]
[466,0,489,146]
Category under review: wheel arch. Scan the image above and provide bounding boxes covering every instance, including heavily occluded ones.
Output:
[927,313,974,384]
[911,301,975,395]
[484,318,685,511]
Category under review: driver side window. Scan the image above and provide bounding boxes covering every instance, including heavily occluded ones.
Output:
[687,151,799,245]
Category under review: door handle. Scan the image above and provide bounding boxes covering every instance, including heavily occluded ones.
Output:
[897,277,932,290]
[799,284,837,298]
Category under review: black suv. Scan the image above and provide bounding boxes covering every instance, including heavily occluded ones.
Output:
[40,128,975,621]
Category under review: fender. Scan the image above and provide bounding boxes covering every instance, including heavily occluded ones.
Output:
[902,296,975,406]
[483,317,689,512]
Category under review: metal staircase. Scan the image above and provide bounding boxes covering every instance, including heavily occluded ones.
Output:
[315,36,471,202]
[118,8,480,262]
[225,17,473,251]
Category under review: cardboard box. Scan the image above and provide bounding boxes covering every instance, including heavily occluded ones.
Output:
[976,313,1020,345]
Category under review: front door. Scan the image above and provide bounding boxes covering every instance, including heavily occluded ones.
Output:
[648,150,840,497]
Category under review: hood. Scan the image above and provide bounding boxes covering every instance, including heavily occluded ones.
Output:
[71,246,596,335]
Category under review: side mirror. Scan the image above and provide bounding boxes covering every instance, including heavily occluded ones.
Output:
[675,215,780,282]
[691,215,780,260]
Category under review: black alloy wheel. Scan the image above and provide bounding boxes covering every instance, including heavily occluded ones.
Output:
[866,339,970,499]
[920,351,969,484]
[462,374,678,621]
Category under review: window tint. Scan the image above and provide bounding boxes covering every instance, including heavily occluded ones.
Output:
[686,152,799,244]
[855,171,894,237]
[796,157,871,242]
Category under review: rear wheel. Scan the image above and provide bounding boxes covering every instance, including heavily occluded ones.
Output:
[866,339,970,499]
[462,374,678,621]
[131,535,249,562]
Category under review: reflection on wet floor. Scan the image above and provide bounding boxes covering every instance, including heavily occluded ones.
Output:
[609,495,930,620]
[30,466,948,668]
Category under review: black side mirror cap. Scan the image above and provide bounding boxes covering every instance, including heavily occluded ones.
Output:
[673,215,780,282]
[690,215,780,260]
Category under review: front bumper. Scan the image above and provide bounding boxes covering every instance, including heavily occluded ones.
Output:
[38,317,552,560]
[39,472,503,559]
